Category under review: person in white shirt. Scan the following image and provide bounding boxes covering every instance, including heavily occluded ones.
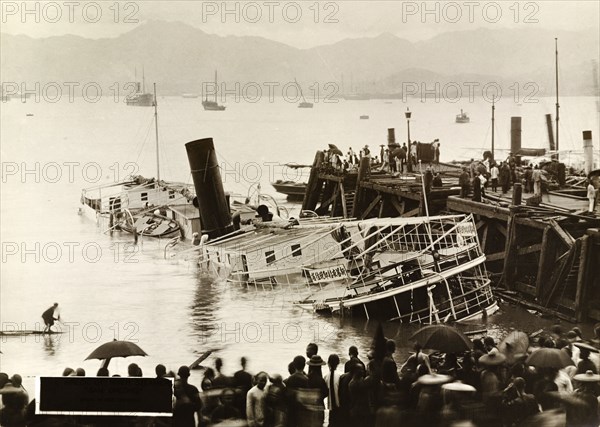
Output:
[323,354,342,427]
[247,371,268,427]
[490,164,499,192]
[587,180,596,213]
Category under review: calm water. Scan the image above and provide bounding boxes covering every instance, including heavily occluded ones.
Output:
[1,95,599,393]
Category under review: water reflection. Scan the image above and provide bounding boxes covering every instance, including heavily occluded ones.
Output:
[42,334,59,357]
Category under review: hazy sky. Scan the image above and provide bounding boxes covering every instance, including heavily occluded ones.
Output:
[1,1,599,48]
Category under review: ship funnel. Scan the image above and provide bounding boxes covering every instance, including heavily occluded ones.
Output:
[583,130,593,175]
[185,138,234,239]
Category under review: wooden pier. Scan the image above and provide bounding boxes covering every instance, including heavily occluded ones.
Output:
[302,151,600,322]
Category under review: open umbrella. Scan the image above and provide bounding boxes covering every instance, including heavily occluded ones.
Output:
[391,147,406,159]
[498,331,529,364]
[410,325,472,353]
[525,348,573,369]
[85,339,147,368]
[329,148,343,156]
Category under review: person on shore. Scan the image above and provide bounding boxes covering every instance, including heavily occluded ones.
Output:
[96,367,109,376]
[490,163,499,192]
[284,356,308,427]
[500,162,511,194]
[234,356,254,419]
[212,387,241,424]
[213,357,233,388]
[41,303,59,333]
[247,372,269,427]
[587,180,596,213]
[264,374,286,427]
[567,370,600,427]
[324,354,342,427]
[432,173,443,188]
[0,374,29,427]
[306,355,328,427]
[155,364,167,378]
[345,346,365,373]
[306,343,318,359]
[173,366,202,427]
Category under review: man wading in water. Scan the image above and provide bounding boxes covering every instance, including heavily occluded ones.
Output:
[41,303,59,333]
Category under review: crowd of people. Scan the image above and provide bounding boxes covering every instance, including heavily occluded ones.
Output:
[2,324,600,427]
[322,140,441,176]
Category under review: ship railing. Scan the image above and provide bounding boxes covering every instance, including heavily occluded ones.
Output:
[388,279,493,323]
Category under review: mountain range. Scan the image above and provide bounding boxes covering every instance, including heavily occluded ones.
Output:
[1,20,598,97]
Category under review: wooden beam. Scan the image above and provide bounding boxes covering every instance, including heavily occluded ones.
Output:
[517,243,543,256]
[390,197,405,215]
[549,219,575,248]
[485,252,506,262]
[447,196,510,221]
[536,226,555,299]
[543,244,575,307]
[476,220,486,230]
[481,222,489,252]
[339,182,347,218]
[360,194,382,220]
[575,236,589,322]
[401,207,421,218]
[503,211,518,290]
[378,197,386,218]
[494,222,507,237]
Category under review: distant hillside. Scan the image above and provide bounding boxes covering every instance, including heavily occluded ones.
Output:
[1,20,598,96]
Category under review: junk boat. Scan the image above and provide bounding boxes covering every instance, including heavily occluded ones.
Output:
[271,180,307,200]
[295,78,314,108]
[455,109,470,123]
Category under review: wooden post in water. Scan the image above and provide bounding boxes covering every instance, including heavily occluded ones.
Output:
[352,156,370,218]
[302,151,325,212]
[502,207,520,290]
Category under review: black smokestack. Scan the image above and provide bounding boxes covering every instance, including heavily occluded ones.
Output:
[185,138,234,239]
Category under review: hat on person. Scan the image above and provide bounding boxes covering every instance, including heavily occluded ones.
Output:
[417,374,452,386]
[572,370,600,382]
[441,381,476,392]
[306,355,326,366]
[478,352,506,366]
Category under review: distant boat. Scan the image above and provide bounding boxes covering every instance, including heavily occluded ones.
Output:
[202,70,226,111]
[295,78,313,108]
[455,109,470,123]
[182,93,199,98]
[126,68,155,107]
[360,115,369,120]
[26,113,33,117]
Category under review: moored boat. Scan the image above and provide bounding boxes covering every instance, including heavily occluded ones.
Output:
[271,180,307,200]
[455,109,470,123]
[203,70,226,111]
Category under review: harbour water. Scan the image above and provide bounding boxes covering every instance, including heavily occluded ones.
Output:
[1,95,599,393]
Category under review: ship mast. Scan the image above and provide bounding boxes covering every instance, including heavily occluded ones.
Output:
[555,38,560,161]
[153,83,160,182]
[491,98,495,160]
[214,70,218,102]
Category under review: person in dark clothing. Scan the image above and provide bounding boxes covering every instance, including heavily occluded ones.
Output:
[284,356,309,427]
[173,366,202,427]
[345,346,365,373]
[306,343,319,359]
[211,388,241,424]
[348,363,374,427]
[306,355,329,427]
[459,168,470,198]
[501,377,539,425]
[432,173,443,188]
[472,173,482,202]
[41,303,59,333]
[500,162,511,194]
[213,357,233,388]
[264,374,286,427]
[233,356,254,419]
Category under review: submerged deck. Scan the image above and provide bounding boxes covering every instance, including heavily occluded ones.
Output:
[301,151,600,322]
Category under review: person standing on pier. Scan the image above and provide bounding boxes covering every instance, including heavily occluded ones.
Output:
[532,165,543,197]
[490,163,499,192]
[472,172,482,202]
[587,180,596,213]
[41,303,59,333]
[459,168,470,198]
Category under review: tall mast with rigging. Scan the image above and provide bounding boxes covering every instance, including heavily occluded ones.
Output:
[555,38,560,161]
[153,83,160,182]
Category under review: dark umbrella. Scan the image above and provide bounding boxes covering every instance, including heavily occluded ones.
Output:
[391,147,406,159]
[85,339,147,368]
[573,342,599,353]
[410,325,472,353]
[329,148,343,156]
[525,348,573,369]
